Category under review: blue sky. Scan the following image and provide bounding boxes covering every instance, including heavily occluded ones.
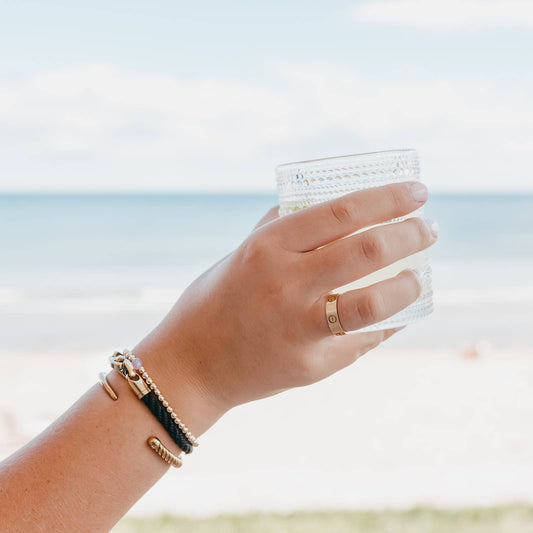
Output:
[1,0,532,192]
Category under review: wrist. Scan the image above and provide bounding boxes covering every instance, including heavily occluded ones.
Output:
[132,331,227,439]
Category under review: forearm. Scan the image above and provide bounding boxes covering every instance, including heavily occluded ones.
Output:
[0,338,224,532]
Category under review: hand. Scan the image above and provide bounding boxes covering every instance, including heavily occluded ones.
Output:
[135,182,437,423]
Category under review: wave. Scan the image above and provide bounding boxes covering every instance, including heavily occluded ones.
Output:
[434,286,533,305]
[0,287,185,314]
[2,285,533,314]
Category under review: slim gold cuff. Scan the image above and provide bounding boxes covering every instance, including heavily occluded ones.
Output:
[97,372,118,401]
[148,436,184,468]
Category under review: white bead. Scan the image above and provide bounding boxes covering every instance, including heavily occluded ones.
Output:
[158,394,164,402]
[166,406,172,413]
[150,383,156,390]
[146,378,152,385]
[162,401,168,408]
[171,413,177,419]
[154,389,160,396]
[142,372,148,379]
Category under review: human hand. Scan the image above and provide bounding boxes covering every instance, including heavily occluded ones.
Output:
[135,182,438,425]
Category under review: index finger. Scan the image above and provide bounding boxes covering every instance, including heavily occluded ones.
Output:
[269,181,428,252]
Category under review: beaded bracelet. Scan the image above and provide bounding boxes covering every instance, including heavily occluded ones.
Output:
[109,349,199,453]
[122,349,199,447]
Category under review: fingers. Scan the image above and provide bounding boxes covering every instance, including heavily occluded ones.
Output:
[309,268,422,337]
[309,216,438,291]
[267,181,428,252]
[322,327,399,374]
[253,205,280,231]
[337,269,422,332]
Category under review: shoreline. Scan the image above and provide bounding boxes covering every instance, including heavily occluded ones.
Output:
[2,348,533,516]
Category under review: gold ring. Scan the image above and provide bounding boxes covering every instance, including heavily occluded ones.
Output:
[325,293,346,336]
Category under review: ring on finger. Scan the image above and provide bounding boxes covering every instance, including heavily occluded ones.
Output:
[325,293,347,336]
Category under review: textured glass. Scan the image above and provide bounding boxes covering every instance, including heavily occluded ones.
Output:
[276,149,433,332]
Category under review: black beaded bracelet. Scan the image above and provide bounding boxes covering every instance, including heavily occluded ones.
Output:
[109,350,199,454]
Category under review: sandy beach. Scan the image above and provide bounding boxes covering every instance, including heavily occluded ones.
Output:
[2,345,533,518]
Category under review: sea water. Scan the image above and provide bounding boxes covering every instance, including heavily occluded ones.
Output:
[0,193,532,352]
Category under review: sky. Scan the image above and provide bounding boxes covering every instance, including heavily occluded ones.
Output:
[0,0,532,193]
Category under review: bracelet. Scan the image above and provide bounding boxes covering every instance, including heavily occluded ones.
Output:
[109,349,199,454]
[97,372,118,401]
[122,349,199,448]
[147,436,183,468]
[97,374,183,468]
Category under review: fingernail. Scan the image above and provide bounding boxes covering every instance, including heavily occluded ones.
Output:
[409,182,428,203]
[410,268,424,285]
[424,217,439,237]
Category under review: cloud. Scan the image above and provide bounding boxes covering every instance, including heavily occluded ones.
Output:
[352,0,533,30]
[0,63,532,192]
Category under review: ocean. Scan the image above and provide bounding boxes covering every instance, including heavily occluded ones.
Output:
[1,193,532,354]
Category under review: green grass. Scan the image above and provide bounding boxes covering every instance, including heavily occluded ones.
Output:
[113,505,533,533]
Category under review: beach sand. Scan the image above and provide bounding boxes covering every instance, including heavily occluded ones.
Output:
[2,345,533,518]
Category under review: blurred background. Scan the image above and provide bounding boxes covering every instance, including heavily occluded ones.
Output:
[1,1,533,531]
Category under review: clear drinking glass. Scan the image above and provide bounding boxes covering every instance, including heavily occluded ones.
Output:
[276,149,433,332]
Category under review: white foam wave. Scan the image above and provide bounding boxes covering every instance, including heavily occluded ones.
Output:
[0,287,184,314]
[1,285,533,314]
[434,286,533,305]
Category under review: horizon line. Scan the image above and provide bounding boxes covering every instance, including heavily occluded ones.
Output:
[1,189,533,196]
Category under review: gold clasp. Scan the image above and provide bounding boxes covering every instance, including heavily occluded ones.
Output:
[109,351,150,399]
[109,351,129,378]
[123,358,137,379]
[126,372,150,399]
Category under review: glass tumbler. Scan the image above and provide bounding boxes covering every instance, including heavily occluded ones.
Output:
[276,149,433,332]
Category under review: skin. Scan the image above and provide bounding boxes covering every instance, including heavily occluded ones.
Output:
[0,181,438,532]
